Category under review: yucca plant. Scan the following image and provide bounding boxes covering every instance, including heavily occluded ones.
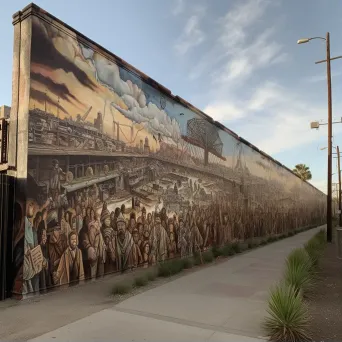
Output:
[304,237,323,270]
[284,259,314,297]
[263,284,311,342]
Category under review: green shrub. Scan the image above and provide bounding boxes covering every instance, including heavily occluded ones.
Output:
[248,241,257,249]
[260,239,267,246]
[112,282,132,295]
[232,242,241,253]
[219,244,231,256]
[158,259,184,277]
[146,270,158,281]
[263,284,311,342]
[267,236,275,243]
[211,245,222,258]
[134,276,148,287]
[181,257,194,269]
[288,231,295,237]
[170,259,184,274]
[202,250,214,263]
[193,251,202,265]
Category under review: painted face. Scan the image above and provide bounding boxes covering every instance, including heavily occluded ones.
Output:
[144,243,150,254]
[117,221,126,234]
[27,203,34,218]
[72,217,77,230]
[69,234,77,249]
[133,233,139,243]
[170,232,174,242]
[104,217,111,227]
[142,212,146,219]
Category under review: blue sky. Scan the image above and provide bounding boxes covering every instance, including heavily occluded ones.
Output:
[1,0,342,193]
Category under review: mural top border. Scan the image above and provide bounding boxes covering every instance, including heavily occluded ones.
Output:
[12,3,325,196]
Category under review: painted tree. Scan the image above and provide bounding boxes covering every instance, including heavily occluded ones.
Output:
[293,164,312,181]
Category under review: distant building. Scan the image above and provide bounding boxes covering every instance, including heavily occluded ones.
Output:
[94,112,103,133]
[0,105,10,119]
[144,136,150,154]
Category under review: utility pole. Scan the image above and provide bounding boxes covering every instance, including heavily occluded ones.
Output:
[337,146,342,226]
[297,32,342,243]
[326,32,333,242]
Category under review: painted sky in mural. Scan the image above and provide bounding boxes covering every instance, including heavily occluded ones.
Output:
[28,15,322,197]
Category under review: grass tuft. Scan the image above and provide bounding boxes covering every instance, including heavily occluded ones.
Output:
[211,245,222,258]
[158,259,184,277]
[146,270,158,281]
[112,282,132,295]
[181,257,194,269]
[231,242,241,253]
[134,276,148,287]
[202,250,214,263]
[263,284,311,342]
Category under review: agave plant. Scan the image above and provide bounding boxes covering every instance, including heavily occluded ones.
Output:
[284,248,314,295]
[263,284,311,342]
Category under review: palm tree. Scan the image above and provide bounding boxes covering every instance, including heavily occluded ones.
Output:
[293,164,312,181]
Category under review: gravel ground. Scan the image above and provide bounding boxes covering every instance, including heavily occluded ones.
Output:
[307,241,342,341]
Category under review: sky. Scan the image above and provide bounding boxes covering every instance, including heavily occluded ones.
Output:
[0,0,342,194]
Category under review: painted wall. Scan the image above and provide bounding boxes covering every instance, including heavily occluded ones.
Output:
[13,7,326,296]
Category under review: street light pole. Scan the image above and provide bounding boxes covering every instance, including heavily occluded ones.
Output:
[337,146,342,227]
[326,32,333,242]
[298,32,342,243]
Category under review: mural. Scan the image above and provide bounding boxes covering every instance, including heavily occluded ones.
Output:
[19,14,326,295]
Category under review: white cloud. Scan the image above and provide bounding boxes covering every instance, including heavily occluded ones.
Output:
[219,0,273,52]
[218,28,286,84]
[204,102,244,122]
[204,79,342,156]
[188,0,286,83]
[305,70,342,83]
[172,0,184,15]
[174,6,206,55]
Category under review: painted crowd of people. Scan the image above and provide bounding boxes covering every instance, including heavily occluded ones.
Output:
[18,157,326,295]
[22,187,325,295]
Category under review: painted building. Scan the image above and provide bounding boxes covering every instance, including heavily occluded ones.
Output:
[1,3,326,299]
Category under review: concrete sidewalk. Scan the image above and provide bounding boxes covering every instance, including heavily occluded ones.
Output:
[27,226,324,342]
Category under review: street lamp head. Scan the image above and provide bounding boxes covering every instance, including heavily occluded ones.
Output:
[297,38,310,44]
[310,121,320,129]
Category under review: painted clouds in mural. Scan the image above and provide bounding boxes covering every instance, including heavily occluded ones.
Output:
[23,15,326,295]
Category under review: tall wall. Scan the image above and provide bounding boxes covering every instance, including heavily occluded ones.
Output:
[10,4,326,297]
